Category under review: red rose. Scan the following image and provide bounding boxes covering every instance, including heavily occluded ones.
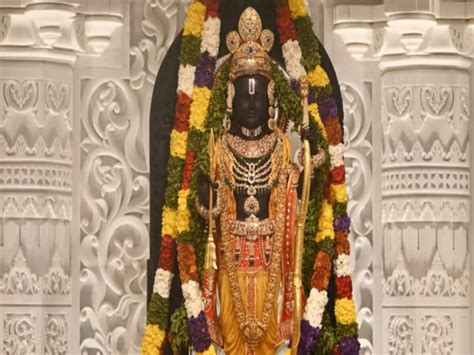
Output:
[325,117,342,145]
[335,276,353,299]
[158,235,176,271]
[174,93,191,132]
[181,151,196,190]
[276,6,297,43]
[330,166,345,184]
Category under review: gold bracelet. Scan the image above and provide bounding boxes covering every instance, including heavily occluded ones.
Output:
[195,186,222,219]
[296,147,326,170]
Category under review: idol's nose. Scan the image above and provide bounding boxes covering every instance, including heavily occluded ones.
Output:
[248,94,256,108]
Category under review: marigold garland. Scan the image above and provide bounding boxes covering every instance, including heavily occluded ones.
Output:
[183,2,207,36]
[161,207,178,238]
[170,130,188,158]
[143,1,209,354]
[308,65,330,87]
[189,87,212,130]
[141,325,165,355]
[288,0,308,18]
[158,235,175,270]
[273,0,359,353]
[331,183,348,204]
[335,298,358,325]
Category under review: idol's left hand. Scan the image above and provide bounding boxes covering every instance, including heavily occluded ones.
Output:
[300,123,319,155]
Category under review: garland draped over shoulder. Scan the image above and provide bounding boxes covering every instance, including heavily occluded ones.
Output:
[142,0,359,354]
[273,1,359,354]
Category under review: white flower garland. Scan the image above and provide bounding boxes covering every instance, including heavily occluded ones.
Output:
[201,17,221,57]
[281,40,307,81]
[182,280,205,318]
[178,64,197,97]
[329,143,344,168]
[153,268,173,299]
[335,253,352,277]
[303,289,328,328]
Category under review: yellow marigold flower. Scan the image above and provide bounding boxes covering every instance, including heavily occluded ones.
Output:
[335,298,357,325]
[331,184,348,203]
[177,208,190,233]
[308,103,327,139]
[197,346,217,355]
[178,189,190,211]
[189,87,211,131]
[318,200,333,231]
[141,324,165,355]
[162,207,178,238]
[288,0,308,18]
[308,65,330,88]
[316,229,335,242]
[183,2,207,37]
[170,130,188,159]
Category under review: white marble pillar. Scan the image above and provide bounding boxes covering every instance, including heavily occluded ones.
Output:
[0,2,76,354]
[0,1,127,353]
[380,7,472,353]
[329,0,474,353]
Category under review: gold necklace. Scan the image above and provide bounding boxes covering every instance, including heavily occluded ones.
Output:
[220,133,284,219]
[224,132,277,159]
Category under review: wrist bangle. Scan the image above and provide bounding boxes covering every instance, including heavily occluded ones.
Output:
[195,184,222,219]
[295,147,326,170]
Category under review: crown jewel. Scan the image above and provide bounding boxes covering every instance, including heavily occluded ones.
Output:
[226,7,274,81]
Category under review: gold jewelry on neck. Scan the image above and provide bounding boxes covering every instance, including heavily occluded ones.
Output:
[224,132,277,159]
[220,132,284,221]
[241,126,262,138]
[226,7,274,81]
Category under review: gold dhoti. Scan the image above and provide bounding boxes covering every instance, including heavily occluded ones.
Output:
[218,269,278,355]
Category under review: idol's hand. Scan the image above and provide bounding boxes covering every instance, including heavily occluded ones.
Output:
[197,171,218,211]
[300,123,319,155]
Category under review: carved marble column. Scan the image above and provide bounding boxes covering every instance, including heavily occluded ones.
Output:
[0,4,75,354]
[0,1,128,353]
[330,0,474,353]
[380,3,471,354]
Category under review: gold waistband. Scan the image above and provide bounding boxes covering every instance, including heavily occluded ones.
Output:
[228,218,275,241]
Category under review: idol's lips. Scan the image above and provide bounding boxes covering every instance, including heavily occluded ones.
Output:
[247,110,257,118]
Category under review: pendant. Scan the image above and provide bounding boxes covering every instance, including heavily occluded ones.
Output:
[244,195,260,216]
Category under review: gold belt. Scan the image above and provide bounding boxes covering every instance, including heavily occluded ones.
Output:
[228,219,275,241]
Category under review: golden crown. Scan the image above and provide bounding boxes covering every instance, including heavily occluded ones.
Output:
[226,7,274,81]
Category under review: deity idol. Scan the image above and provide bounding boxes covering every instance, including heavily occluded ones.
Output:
[143,2,359,355]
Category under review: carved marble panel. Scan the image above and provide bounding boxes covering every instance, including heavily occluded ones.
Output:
[421,315,453,355]
[45,314,68,355]
[3,313,36,355]
[388,315,414,355]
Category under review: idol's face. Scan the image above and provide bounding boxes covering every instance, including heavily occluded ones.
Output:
[232,74,270,132]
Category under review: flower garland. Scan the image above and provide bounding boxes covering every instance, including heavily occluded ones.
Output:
[274,0,359,354]
[174,0,221,353]
[142,1,210,354]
